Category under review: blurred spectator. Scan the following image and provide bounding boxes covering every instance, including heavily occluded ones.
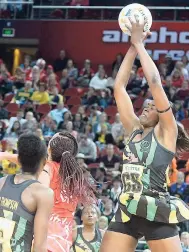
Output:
[174,100,185,122]
[164,54,175,76]
[66,59,78,86]
[98,89,112,109]
[13,67,25,89]
[181,232,189,251]
[171,70,184,88]
[49,102,68,125]
[111,113,123,144]
[89,69,107,90]
[112,53,123,71]
[31,82,50,104]
[60,69,69,90]
[169,171,189,203]
[21,111,38,134]
[58,111,72,130]
[49,87,63,105]
[110,176,122,209]
[101,198,114,223]
[78,134,97,163]
[94,124,114,150]
[14,81,33,105]
[88,105,101,126]
[20,55,31,79]
[47,73,60,95]
[98,216,108,231]
[53,50,68,72]
[65,120,78,139]
[93,112,110,134]
[28,66,40,90]
[82,88,99,106]
[127,69,142,92]
[36,128,45,143]
[106,68,118,89]
[163,76,172,100]
[173,61,189,81]
[41,117,57,137]
[78,105,88,121]
[36,58,46,80]
[0,141,20,175]
[84,123,95,140]
[4,121,21,146]
[6,110,26,134]
[0,71,13,97]
[73,113,84,132]
[78,59,94,87]
[0,100,8,120]
[98,144,120,173]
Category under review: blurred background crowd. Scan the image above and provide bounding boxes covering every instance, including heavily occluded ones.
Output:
[0,48,189,250]
[0,38,189,252]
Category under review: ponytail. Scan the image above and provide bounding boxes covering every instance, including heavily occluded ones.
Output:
[176,123,189,153]
[50,132,96,203]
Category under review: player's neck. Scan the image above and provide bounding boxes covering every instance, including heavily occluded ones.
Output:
[19,172,37,180]
[83,225,95,232]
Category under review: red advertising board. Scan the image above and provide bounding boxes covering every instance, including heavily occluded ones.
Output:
[8,21,189,70]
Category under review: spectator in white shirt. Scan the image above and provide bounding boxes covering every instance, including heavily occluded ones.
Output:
[6,110,26,134]
[89,69,107,90]
[78,134,97,163]
[48,102,68,125]
[172,61,189,80]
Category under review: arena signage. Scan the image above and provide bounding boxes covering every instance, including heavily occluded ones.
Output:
[102,27,189,60]
[6,21,189,69]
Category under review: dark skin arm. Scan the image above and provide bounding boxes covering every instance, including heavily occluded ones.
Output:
[130,15,177,152]
[33,186,54,252]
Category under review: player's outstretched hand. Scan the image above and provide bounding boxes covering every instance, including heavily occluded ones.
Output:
[129,14,151,45]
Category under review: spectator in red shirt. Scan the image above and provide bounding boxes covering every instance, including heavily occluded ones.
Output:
[171,70,184,88]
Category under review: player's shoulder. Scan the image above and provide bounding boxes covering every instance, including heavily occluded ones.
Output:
[32,182,54,199]
[0,176,8,190]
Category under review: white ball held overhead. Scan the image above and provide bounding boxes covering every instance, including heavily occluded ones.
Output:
[118,3,152,36]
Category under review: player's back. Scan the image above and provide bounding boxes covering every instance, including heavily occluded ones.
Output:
[0,175,39,252]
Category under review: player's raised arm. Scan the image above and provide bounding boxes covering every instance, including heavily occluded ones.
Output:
[130,15,177,139]
[114,46,141,135]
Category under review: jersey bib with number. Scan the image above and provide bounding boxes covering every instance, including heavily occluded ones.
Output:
[113,129,189,224]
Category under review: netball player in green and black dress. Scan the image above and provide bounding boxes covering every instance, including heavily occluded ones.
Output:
[100,16,189,252]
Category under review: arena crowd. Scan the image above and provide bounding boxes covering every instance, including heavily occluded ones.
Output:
[0,50,189,251]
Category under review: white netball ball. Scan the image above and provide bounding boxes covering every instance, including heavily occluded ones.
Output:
[118,3,152,36]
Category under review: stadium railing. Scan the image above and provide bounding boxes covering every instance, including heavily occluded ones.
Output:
[0,1,33,19]
[31,5,189,20]
[0,3,189,20]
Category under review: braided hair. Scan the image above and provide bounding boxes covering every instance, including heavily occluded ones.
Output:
[49,131,96,203]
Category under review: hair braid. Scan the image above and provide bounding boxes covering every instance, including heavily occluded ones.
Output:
[49,131,96,203]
